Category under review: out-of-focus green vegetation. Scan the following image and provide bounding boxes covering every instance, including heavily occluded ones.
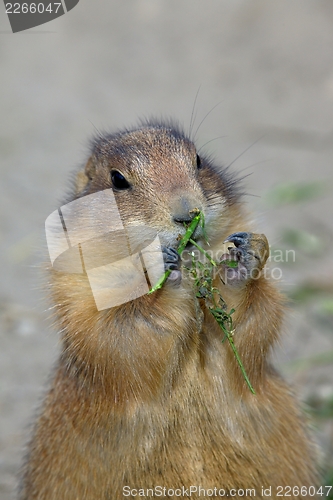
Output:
[263,181,328,206]
[263,181,333,489]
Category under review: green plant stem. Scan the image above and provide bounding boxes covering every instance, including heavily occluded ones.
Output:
[148,213,201,294]
[188,238,217,266]
[210,308,255,394]
[147,269,172,294]
[147,211,255,394]
[177,214,202,254]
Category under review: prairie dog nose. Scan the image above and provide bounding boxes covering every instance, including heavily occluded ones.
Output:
[171,195,201,225]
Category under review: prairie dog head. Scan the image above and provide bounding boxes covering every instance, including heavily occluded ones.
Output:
[74,121,241,250]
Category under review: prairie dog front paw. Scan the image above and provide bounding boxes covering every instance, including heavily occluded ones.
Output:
[162,246,182,286]
[219,232,269,287]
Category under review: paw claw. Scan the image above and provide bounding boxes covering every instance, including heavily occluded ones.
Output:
[224,232,251,247]
[162,247,180,270]
[220,232,269,287]
[162,247,182,285]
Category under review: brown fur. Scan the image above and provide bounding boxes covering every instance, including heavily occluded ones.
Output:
[20,122,318,499]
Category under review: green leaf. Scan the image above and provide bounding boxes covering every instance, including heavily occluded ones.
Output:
[220,259,238,268]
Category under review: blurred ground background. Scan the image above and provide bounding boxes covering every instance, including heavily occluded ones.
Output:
[0,1,333,498]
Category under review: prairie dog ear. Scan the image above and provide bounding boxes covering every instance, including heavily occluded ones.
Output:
[84,156,97,180]
[75,171,89,195]
[75,157,96,195]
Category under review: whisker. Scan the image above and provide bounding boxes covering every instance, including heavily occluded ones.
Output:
[193,101,224,142]
[88,119,103,137]
[189,86,201,138]
[226,136,264,170]
[236,159,272,175]
[198,136,227,153]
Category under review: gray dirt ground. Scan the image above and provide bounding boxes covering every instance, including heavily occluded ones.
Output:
[1,1,333,498]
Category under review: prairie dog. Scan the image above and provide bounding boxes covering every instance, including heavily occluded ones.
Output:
[20,121,318,499]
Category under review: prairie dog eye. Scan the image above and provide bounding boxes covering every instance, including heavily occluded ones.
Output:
[196,154,202,169]
[110,170,130,190]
